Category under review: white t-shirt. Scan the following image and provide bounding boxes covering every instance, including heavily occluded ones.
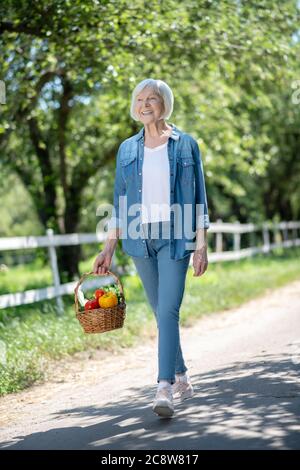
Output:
[141,141,170,224]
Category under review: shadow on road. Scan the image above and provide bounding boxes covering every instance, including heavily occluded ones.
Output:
[1,353,299,450]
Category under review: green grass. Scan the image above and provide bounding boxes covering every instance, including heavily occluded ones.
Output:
[0,246,299,396]
[0,257,53,295]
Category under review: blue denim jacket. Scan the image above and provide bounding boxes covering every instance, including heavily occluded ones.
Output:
[107,123,210,260]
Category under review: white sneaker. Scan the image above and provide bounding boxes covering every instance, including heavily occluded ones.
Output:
[152,386,174,417]
[172,376,194,402]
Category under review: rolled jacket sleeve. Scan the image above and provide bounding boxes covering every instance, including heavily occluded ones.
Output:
[190,137,210,230]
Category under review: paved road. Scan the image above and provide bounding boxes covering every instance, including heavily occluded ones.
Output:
[0,280,300,450]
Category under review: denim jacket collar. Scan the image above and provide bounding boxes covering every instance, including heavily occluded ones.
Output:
[134,123,180,142]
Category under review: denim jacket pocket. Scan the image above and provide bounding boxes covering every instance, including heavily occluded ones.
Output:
[120,154,137,185]
[177,156,195,183]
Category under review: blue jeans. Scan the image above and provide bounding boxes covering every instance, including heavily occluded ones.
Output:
[130,220,191,385]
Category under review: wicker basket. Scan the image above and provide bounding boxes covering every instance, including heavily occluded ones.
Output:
[74,270,126,334]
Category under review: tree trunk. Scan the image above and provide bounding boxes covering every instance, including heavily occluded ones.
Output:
[57,245,81,283]
[57,187,83,282]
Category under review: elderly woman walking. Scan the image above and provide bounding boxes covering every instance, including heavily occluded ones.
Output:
[93,79,210,418]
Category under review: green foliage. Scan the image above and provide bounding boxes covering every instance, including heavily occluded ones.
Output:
[0,169,43,237]
[0,0,299,276]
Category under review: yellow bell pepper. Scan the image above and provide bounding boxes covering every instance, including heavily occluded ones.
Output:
[98,292,118,308]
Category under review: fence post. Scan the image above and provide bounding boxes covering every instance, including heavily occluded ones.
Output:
[233,221,241,251]
[249,226,256,247]
[273,222,281,247]
[292,225,298,246]
[47,229,64,315]
[216,218,223,252]
[282,221,289,245]
[262,222,270,253]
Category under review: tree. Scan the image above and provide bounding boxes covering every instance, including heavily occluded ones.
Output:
[1,0,299,280]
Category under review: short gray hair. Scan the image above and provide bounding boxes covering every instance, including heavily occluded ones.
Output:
[130,78,174,122]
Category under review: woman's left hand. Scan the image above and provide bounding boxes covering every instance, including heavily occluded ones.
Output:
[193,245,208,277]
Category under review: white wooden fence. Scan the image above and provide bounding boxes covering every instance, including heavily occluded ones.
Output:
[0,221,299,313]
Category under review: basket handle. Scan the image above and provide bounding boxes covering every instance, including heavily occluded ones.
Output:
[74,270,125,314]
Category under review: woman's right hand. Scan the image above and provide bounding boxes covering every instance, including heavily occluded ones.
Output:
[93,249,113,275]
